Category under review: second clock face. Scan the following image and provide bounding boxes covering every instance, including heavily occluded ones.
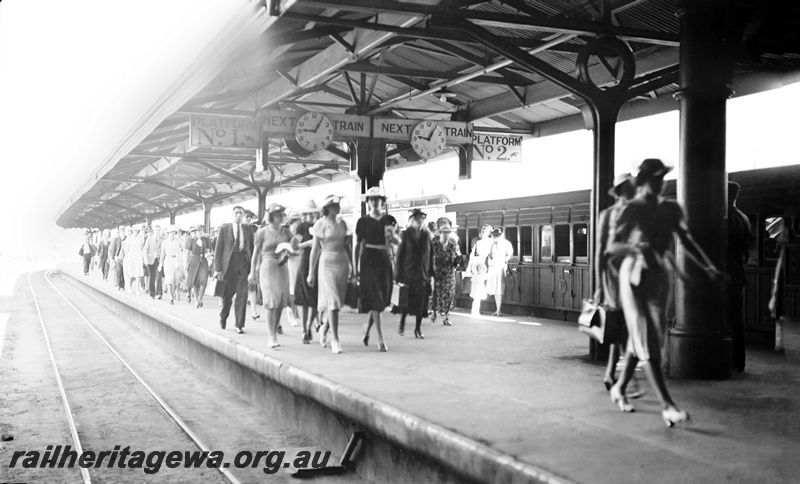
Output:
[410,120,446,159]
[295,112,333,152]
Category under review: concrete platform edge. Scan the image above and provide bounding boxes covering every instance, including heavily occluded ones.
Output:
[55,266,570,484]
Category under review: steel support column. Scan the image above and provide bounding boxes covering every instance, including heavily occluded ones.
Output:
[201,198,214,234]
[669,0,732,379]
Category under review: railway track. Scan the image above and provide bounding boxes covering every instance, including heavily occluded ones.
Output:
[14,271,354,483]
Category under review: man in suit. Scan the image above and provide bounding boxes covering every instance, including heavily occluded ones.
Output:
[98,230,110,280]
[727,181,751,372]
[144,225,164,299]
[214,206,254,333]
[109,228,124,289]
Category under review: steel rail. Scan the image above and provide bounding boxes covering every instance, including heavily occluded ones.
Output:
[32,271,242,484]
[28,272,92,484]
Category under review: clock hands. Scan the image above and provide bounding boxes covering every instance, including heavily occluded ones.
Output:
[300,118,323,133]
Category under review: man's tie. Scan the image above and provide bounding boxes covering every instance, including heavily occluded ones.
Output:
[234,224,240,251]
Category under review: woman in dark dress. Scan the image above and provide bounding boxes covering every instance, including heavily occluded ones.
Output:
[395,209,434,339]
[608,159,725,427]
[186,225,211,308]
[294,200,319,344]
[355,187,394,352]
[431,218,461,326]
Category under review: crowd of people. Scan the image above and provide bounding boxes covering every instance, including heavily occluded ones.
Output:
[78,188,466,355]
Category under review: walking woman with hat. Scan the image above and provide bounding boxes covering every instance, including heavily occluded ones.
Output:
[607,159,725,427]
[395,208,434,339]
[294,200,320,343]
[308,195,353,354]
[595,173,636,391]
[160,226,182,304]
[250,204,293,348]
[354,187,394,351]
[186,224,211,308]
[467,224,493,315]
[431,217,462,326]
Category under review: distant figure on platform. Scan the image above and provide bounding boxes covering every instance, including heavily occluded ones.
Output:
[431,217,461,326]
[250,204,293,348]
[355,187,394,352]
[122,225,145,295]
[244,210,262,323]
[607,159,725,427]
[97,230,110,280]
[78,233,95,276]
[186,225,211,308]
[467,224,493,315]
[285,210,303,328]
[308,195,352,354]
[727,181,751,373]
[395,209,433,339]
[144,225,163,299]
[595,173,636,391]
[215,206,254,334]
[485,227,514,317]
[160,226,182,305]
[109,228,124,290]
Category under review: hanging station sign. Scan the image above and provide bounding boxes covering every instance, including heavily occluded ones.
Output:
[189,115,260,148]
[262,110,370,138]
[372,118,473,144]
[472,133,523,162]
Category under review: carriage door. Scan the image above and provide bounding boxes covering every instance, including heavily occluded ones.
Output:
[553,224,573,309]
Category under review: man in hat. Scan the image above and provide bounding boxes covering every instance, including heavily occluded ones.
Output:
[485,227,514,317]
[97,230,110,281]
[109,228,124,290]
[144,225,164,299]
[595,173,636,390]
[727,181,751,372]
[214,205,255,333]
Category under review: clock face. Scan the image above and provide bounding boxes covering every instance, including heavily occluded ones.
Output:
[295,112,333,152]
[410,120,446,159]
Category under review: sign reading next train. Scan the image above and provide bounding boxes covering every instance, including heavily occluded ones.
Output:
[472,134,522,162]
[190,115,260,148]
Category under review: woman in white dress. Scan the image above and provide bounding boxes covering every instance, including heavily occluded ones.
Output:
[308,195,353,354]
[160,226,182,304]
[123,225,146,295]
[467,224,493,315]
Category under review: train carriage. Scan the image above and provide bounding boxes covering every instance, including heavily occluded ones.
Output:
[447,165,800,346]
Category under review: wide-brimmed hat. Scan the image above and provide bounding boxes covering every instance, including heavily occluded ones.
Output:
[491,227,503,237]
[322,195,343,208]
[360,186,387,202]
[609,173,634,196]
[190,224,203,232]
[285,209,301,222]
[268,203,286,214]
[634,158,672,183]
[410,208,427,219]
[299,199,319,213]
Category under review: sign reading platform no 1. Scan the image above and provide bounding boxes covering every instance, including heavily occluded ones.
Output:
[472,134,522,162]
[190,115,260,148]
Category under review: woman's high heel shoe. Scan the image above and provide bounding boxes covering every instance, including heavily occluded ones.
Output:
[378,342,387,352]
[320,333,327,348]
[331,341,342,354]
[414,329,424,339]
[610,386,634,413]
[662,408,690,428]
[603,378,615,391]
[362,333,370,346]
[398,321,405,336]
[443,318,451,326]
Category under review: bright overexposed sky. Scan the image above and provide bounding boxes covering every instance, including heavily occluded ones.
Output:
[1,1,799,262]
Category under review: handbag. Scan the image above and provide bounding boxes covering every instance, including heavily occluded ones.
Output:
[578,299,626,345]
[391,282,408,307]
[460,274,472,294]
[344,280,360,309]
[213,278,226,298]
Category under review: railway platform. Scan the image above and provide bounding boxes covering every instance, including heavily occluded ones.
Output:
[7,262,799,483]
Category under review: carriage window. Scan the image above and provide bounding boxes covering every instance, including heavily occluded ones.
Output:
[573,224,588,259]
[467,228,479,255]
[520,226,533,261]
[763,216,784,261]
[505,226,518,257]
[539,225,552,261]
[456,228,467,259]
[554,224,570,262]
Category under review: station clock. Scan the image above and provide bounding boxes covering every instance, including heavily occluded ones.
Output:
[295,112,333,152]
[410,120,446,159]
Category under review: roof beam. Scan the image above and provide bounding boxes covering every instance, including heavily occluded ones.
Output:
[128,151,255,162]
[466,45,679,121]
[338,62,516,85]
[251,11,429,109]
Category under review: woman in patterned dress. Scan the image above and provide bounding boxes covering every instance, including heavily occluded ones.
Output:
[431,218,461,326]
[308,195,353,354]
[250,204,293,348]
[354,187,394,352]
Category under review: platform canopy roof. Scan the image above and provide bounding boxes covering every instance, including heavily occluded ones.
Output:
[57,0,800,229]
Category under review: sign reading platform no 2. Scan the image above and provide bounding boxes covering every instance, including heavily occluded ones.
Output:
[472,134,522,162]
[190,115,260,148]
